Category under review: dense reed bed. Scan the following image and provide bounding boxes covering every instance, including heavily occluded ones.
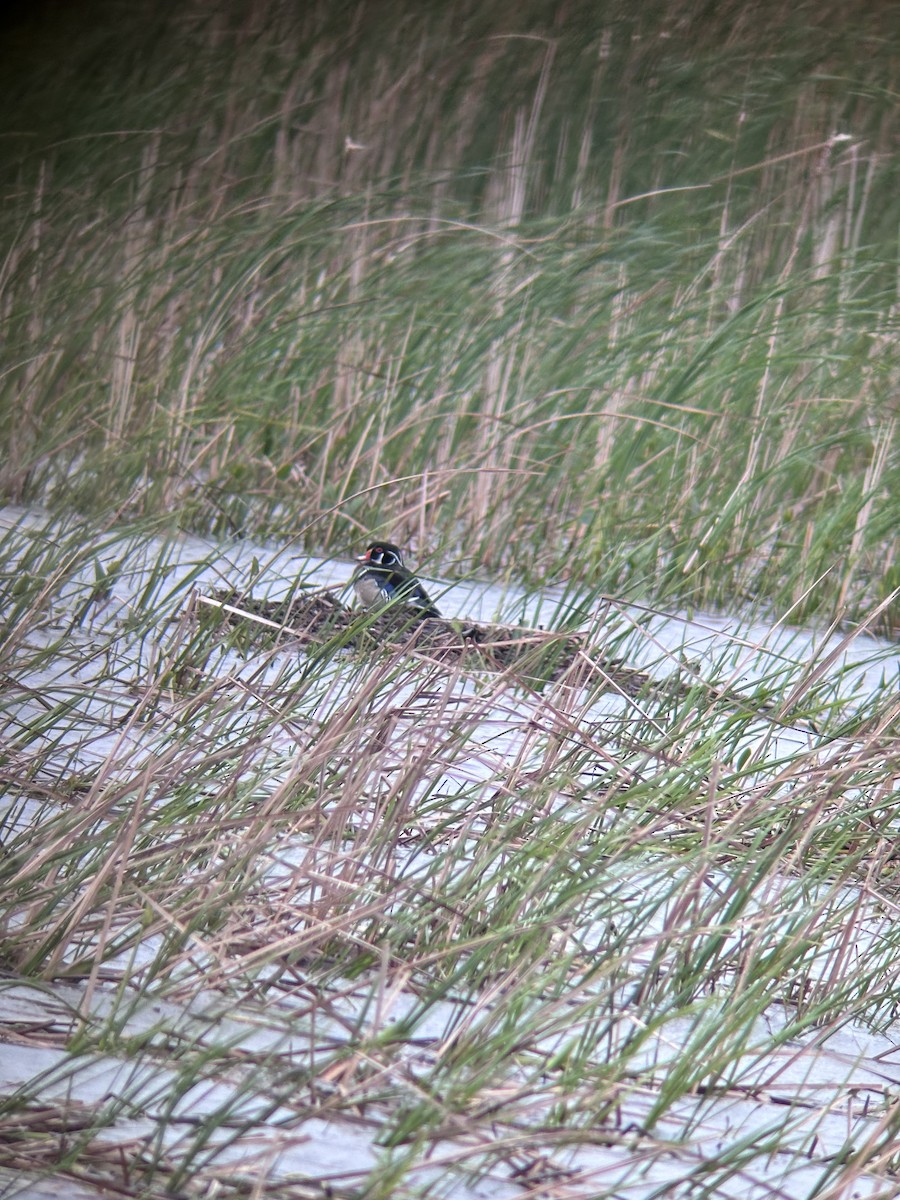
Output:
[0,0,896,626]
[0,509,898,1197]
[1,2,898,1196]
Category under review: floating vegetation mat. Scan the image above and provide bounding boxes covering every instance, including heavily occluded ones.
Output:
[195,588,778,716]
[195,587,659,693]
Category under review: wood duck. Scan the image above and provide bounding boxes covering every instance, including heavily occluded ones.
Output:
[352,542,440,618]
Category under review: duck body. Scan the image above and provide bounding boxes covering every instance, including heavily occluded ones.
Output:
[353,542,440,618]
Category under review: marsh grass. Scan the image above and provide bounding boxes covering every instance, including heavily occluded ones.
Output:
[1,511,898,1196]
[1,0,899,1194]
[0,0,897,631]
